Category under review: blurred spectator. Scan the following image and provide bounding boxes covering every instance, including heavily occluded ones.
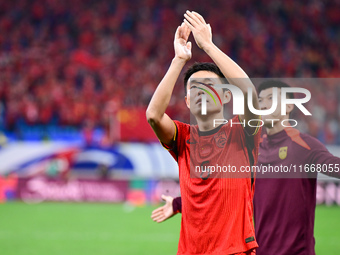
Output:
[97,164,110,180]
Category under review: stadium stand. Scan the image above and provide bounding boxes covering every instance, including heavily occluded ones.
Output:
[0,0,340,143]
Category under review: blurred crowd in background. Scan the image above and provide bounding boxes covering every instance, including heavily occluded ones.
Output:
[1,0,340,144]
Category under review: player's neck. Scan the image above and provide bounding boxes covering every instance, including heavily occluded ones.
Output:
[266,122,286,136]
[195,111,224,132]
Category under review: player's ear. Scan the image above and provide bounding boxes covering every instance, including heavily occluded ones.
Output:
[286,104,294,115]
[185,95,190,109]
[222,90,231,104]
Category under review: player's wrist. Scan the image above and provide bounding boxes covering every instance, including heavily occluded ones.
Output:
[172,56,188,65]
[201,41,215,53]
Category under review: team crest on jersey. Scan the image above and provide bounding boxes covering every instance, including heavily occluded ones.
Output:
[279,146,288,160]
[214,132,227,148]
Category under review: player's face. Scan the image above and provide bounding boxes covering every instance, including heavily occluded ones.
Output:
[259,87,287,127]
[185,71,230,117]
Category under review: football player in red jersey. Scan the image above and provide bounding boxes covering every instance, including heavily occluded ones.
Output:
[152,81,340,255]
[146,11,261,254]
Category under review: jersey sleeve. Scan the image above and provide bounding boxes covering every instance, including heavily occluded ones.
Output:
[238,115,262,136]
[172,196,182,214]
[306,135,340,179]
[160,120,189,162]
[233,115,262,167]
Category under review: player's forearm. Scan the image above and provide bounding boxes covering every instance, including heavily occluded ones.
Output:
[203,43,260,120]
[146,57,186,122]
[203,42,255,94]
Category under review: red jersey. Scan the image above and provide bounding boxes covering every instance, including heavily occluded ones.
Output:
[164,116,261,255]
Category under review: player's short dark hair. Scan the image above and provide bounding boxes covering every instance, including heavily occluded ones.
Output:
[183,62,225,93]
[258,80,294,99]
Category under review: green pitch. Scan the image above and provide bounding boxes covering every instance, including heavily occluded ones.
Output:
[0,202,339,255]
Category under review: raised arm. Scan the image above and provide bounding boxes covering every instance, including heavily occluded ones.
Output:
[184,11,260,133]
[146,23,192,145]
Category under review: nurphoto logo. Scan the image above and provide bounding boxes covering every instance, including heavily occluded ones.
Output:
[192,81,312,128]
[199,84,311,116]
